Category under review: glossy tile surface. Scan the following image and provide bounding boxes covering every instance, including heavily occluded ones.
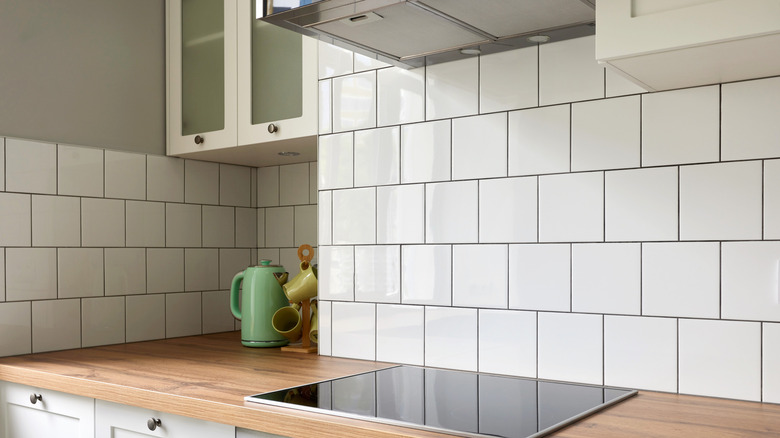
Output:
[605,167,678,241]
[479,177,537,243]
[294,204,317,247]
[604,316,677,392]
[509,244,570,312]
[452,113,507,180]
[376,184,424,244]
[166,292,202,338]
[401,120,451,184]
[452,245,507,309]
[722,242,780,321]
[426,58,478,120]
[5,138,57,194]
[571,96,640,171]
[202,206,235,248]
[764,323,780,403]
[425,306,477,371]
[318,246,354,301]
[0,193,32,246]
[333,71,376,132]
[279,163,310,206]
[319,79,332,134]
[354,126,400,187]
[57,248,103,298]
[185,160,219,205]
[480,47,538,113]
[146,248,184,293]
[376,304,424,365]
[722,76,780,161]
[82,198,125,247]
[32,299,80,353]
[166,203,202,247]
[318,41,353,79]
[202,290,234,334]
[220,164,251,207]
[538,312,603,385]
[105,248,146,296]
[235,207,257,248]
[218,248,251,290]
[126,294,166,342]
[105,150,146,200]
[6,248,57,301]
[58,144,103,197]
[332,188,375,244]
[332,302,376,361]
[81,296,125,347]
[539,36,603,106]
[0,302,31,356]
[572,243,641,315]
[184,248,219,292]
[125,201,165,247]
[478,309,536,377]
[318,191,332,246]
[401,245,451,306]
[257,166,280,207]
[146,155,184,202]
[509,105,570,176]
[539,172,604,242]
[767,159,780,239]
[318,301,332,355]
[426,181,477,243]
[318,132,353,190]
[377,67,424,126]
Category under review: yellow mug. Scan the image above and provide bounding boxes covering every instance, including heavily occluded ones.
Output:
[282,262,318,304]
[309,301,318,344]
[271,306,302,342]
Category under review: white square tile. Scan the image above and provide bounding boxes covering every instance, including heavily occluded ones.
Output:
[426,181,478,243]
[722,242,780,322]
[539,36,604,106]
[318,133,353,190]
[402,245,451,306]
[105,248,146,296]
[452,113,507,180]
[202,290,234,334]
[318,246,354,301]
[679,319,761,401]
[479,177,537,243]
[32,195,79,247]
[294,204,317,247]
[604,316,677,392]
[257,209,266,248]
[126,201,165,247]
[480,47,538,113]
[764,323,780,403]
[82,296,125,347]
[166,292,202,338]
[146,155,184,202]
[354,246,400,303]
[219,248,251,290]
[82,198,125,247]
[333,71,376,132]
[605,68,647,98]
[318,41,353,79]
[377,67,425,126]
[202,206,234,248]
[509,244,570,312]
[58,248,103,298]
[508,105,570,176]
[680,161,762,240]
[426,57,478,120]
[376,304,424,365]
[257,166,279,207]
[265,206,294,247]
[377,184,424,244]
[318,301,332,355]
[354,127,400,187]
[5,138,57,194]
[353,52,389,71]
[571,96,640,171]
[722,76,780,161]
[642,242,720,318]
[318,191,332,246]
[0,139,4,191]
[126,294,166,342]
[767,160,780,239]
[219,164,251,207]
[425,306,477,371]
[279,163,310,205]
[479,309,536,377]
[184,248,219,292]
[319,79,332,134]
[332,188,376,244]
[32,299,80,353]
[185,160,219,205]
[332,302,375,360]
[256,248,280,266]
[105,151,146,200]
[0,302,31,356]
[0,193,31,246]
[147,248,184,293]
[453,245,507,309]
[642,85,720,166]
[309,163,317,204]
[605,167,678,241]
[539,172,604,242]
[6,248,57,301]
[0,250,4,302]
[235,207,257,248]
[401,120,451,183]
[166,203,202,247]
[538,312,603,385]
[572,243,640,315]
[57,144,103,197]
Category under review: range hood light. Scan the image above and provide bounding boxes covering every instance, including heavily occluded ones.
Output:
[527,35,551,43]
[278,151,300,157]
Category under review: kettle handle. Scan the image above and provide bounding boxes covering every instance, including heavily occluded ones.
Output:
[230,271,245,320]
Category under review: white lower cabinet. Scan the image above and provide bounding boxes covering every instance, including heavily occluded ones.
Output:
[0,381,95,438]
[95,400,234,438]
[235,427,290,438]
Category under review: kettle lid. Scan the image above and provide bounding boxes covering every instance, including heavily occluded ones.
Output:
[256,259,281,268]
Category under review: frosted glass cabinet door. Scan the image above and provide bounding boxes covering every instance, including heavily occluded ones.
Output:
[95,399,234,438]
[0,381,95,438]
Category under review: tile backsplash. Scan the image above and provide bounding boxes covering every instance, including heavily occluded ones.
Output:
[316,36,780,403]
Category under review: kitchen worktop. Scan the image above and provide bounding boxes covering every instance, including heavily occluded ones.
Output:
[0,331,778,437]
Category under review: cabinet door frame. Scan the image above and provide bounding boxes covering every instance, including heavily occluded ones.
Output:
[95,399,234,438]
[0,381,95,438]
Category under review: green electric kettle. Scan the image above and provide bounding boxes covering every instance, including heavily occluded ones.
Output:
[230,260,290,348]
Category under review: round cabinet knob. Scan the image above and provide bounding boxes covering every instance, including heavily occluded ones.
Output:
[147,418,162,431]
[29,393,42,404]
[194,135,205,145]
[267,123,278,134]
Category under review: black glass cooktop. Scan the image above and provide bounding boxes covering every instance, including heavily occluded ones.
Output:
[246,366,637,438]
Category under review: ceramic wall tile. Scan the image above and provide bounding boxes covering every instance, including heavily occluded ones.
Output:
[453,245,508,309]
[104,248,146,296]
[376,184,424,244]
[332,188,376,244]
[0,193,31,246]
[125,201,165,247]
[332,302,375,360]
[0,302,31,356]
[265,207,294,247]
[82,198,125,247]
[318,133,354,190]
[401,120,451,184]
[679,319,761,401]
[480,47,538,113]
[81,296,125,348]
[147,248,184,294]
[642,85,719,166]
[235,207,257,248]
[376,304,424,365]
[318,191,332,246]
[767,160,780,239]
[184,248,219,292]
[146,155,184,202]
[539,36,604,106]
[309,163,317,203]
[319,79,332,134]
[185,160,219,205]
[202,290,234,334]
[722,76,780,161]
[0,251,4,302]
[57,144,103,197]
[126,294,165,342]
[680,161,762,240]
[425,306,477,371]
[605,68,647,97]
[572,243,640,315]
[58,248,103,298]
[764,323,780,403]
[537,312,603,385]
[105,150,146,200]
[318,41,353,79]
[202,206,235,248]
[219,164,251,207]
[353,52,389,72]
[219,249,251,290]
[318,246,354,301]
[333,71,376,132]
[479,177,537,243]
[318,301,332,355]
[280,247,314,278]
[401,245,451,306]
[509,244,570,312]
[294,205,317,247]
[426,181,477,243]
[32,299,80,353]
[571,96,640,171]
[354,246,400,304]
[538,172,604,242]
[279,163,310,205]
[426,57,478,120]
[642,242,720,318]
[256,248,280,265]
[0,139,4,191]
[452,113,507,180]
[166,203,202,247]
[257,166,280,207]
[5,138,57,194]
[508,105,570,176]
[479,309,536,377]
[256,209,266,248]
[604,316,677,392]
[377,67,425,126]
[722,242,780,322]
[6,248,57,301]
[166,292,202,338]
[605,167,678,241]
[354,127,400,187]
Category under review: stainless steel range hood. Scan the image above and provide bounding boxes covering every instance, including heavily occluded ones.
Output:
[259,0,596,68]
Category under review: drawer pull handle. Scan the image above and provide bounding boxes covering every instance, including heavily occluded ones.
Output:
[194,135,205,145]
[147,417,162,431]
[29,393,42,404]
[268,123,278,134]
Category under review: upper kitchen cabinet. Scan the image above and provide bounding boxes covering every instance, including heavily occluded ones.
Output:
[166,0,317,167]
[596,0,780,91]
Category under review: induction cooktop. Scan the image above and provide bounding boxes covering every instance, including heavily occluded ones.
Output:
[246,366,637,438]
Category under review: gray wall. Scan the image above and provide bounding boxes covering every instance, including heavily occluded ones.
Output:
[0,0,165,154]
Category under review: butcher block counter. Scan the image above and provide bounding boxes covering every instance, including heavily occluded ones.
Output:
[0,331,779,438]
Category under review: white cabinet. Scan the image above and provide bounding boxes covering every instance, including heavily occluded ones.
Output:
[596,0,780,91]
[95,399,234,438]
[166,0,317,167]
[0,381,95,438]
[236,427,290,438]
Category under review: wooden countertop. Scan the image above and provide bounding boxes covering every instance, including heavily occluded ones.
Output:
[0,331,778,437]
